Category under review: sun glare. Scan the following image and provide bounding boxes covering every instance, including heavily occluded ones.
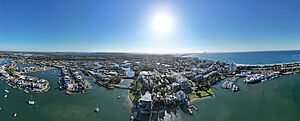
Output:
[151,12,174,35]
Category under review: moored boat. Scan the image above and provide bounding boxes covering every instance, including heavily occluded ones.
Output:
[95,104,100,112]
[4,86,9,93]
[28,95,35,105]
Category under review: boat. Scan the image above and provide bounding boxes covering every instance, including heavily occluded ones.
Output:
[117,96,121,99]
[24,88,30,93]
[4,86,9,93]
[188,108,193,115]
[66,91,72,95]
[24,90,29,93]
[94,104,100,112]
[190,105,198,111]
[244,75,264,84]
[13,112,17,117]
[130,116,134,121]
[28,95,35,105]
[4,94,7,98]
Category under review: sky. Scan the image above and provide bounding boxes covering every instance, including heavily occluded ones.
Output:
[0,0,300,53]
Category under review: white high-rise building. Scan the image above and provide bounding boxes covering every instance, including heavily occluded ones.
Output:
[229,63,237,72]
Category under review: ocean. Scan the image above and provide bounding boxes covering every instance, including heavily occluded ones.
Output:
[188,50,300,65]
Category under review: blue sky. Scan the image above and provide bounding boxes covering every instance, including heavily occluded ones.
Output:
[0,0,300,53]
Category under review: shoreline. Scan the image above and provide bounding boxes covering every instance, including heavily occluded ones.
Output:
[190,95,215,103]
[236,61,300,67]
[185,53,300,66]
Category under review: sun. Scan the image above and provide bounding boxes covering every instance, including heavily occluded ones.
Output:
[151,12,174,35]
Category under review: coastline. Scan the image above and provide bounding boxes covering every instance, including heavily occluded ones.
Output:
[186,50,300,66]
[190,95,215,103]
[127,90,133,107]
[236,61,300,67]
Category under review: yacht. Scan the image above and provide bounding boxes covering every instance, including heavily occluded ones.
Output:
[94,104,100,112]
[28,95,35,105]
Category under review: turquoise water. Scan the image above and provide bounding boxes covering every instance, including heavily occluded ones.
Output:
[16,63,37,68]
[180,75,300,121]
[0,59,10,65]
[0,69,131,121]
[1,69,299,121]
[189,50,300,65]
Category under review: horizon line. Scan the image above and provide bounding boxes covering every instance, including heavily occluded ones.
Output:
[1,49,300,55]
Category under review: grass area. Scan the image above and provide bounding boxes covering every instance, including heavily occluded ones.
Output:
[200,88,214,97]
[129,92,139,102]
[187,88,214,100]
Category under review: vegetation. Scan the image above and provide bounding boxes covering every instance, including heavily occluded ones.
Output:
[187,88,214,100]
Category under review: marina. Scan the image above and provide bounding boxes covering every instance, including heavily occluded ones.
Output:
[0,69,133,121]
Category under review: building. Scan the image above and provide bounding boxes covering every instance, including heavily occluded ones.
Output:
[139,71,152,77]
[176,76,190,90]
[194,74,205,84]
[176,90,186,102]
[229,63,237,72]
[171,83,180,92]
[138,92,153,114]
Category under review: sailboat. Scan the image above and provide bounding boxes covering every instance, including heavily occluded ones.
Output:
[28,95,35,105]
[13,112,17,117]
[4,86,9,93]
[94,104,100,113]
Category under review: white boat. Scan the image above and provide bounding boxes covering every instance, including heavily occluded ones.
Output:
[188,108,193,115]
[28,95,35,105]
[13,112,17,117]
[117,96,121,99]
[24,90,29,94]
[4,86,9,93]
[94,104,100,112]
[66,91,72,95]
[4,94,7,98]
